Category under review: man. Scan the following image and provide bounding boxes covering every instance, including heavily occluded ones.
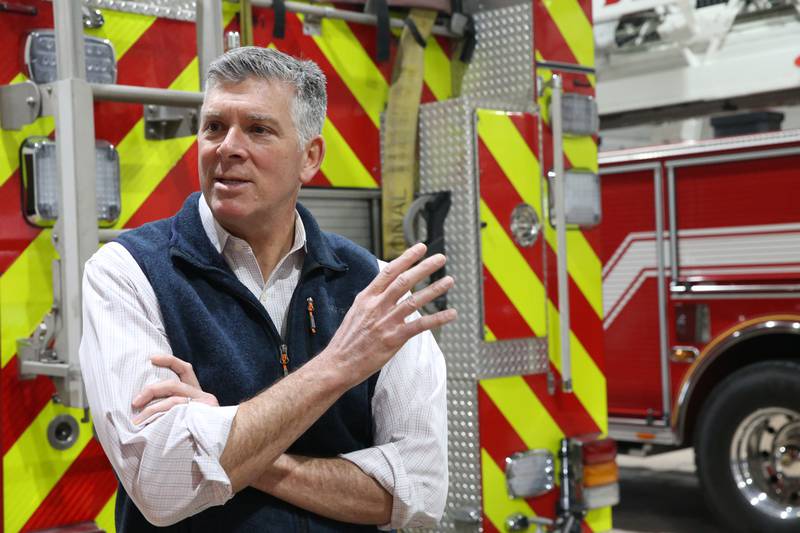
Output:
[79,46,455,532]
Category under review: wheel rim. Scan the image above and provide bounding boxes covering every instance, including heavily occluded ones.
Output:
[730,407,800,520]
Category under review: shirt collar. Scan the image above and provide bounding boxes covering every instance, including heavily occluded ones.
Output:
[198,193,307,256]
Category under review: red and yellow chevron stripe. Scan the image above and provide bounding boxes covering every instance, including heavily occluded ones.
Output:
[475,0,608,523]
[475,105,609,530]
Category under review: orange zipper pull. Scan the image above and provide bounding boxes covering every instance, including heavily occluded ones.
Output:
[280,344,289,376]
[307,297,317,334]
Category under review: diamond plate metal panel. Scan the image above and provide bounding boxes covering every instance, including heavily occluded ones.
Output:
[85,0,197,20]
[419,99,550,380]
[459,4,535,112]
[418,99,550,532]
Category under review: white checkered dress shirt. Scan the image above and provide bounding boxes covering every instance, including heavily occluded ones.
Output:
[80,195,448,529]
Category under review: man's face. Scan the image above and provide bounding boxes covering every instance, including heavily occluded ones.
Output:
[197,77,322,236]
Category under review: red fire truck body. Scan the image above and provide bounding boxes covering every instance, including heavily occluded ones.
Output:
[597,129,800,531]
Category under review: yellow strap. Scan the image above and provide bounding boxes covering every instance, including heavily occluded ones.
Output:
[240,0,254,46]
[381,9,437,259]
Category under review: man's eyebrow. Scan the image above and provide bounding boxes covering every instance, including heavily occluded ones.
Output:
[247,113,276,122]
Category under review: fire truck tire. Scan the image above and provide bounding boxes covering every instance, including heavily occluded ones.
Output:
[695,360,800,533]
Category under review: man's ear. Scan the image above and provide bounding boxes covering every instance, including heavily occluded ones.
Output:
[300,135,325,185]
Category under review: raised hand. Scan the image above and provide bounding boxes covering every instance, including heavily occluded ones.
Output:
[321,242,456,387]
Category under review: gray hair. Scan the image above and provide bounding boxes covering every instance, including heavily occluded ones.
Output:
[205,47,327,148]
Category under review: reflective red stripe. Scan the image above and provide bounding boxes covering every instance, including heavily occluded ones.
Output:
[0,0,54,84]
[124,143,200,228]
[483,265,536,340]
[0,170,43,275]
[1,357,54,454]
[523,370,601,437]
[22,439,117,532]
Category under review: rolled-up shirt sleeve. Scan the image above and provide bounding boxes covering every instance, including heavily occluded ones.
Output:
[340,307,448,530]
[79,242,237,527]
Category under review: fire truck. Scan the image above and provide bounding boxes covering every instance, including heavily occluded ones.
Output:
[596,130,800,532]
[589,0,800,530]
[1,0,616,532]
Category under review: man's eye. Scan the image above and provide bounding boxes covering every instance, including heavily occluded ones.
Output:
[252,125,271,135]
[204,122,221,133]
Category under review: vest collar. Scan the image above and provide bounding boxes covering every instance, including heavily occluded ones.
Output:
[169,192,347,274]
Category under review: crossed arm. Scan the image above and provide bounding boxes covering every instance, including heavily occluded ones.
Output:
[81,243,452,527]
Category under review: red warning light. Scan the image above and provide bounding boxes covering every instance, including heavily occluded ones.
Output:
[795,55,800,68]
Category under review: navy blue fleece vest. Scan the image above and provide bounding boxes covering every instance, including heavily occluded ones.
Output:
[114,193,380,532]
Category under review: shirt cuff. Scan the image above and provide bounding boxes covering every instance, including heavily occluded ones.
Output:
[185,403,239,503]
[340,444,410,530]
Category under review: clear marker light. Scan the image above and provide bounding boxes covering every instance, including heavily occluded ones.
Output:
[25,30,117,84]
[20,137,121,227]
[548,169,602,228]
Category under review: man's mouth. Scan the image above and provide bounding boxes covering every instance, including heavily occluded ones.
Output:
[214,176,249,187]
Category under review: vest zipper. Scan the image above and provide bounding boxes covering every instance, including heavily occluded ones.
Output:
[280,343,289,377]
[306,297,317,334]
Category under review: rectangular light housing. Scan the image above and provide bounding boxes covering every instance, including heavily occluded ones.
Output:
[20,137,121,227]
[548,169,602,228]
[25,30,117,84]
[561,93,599,137]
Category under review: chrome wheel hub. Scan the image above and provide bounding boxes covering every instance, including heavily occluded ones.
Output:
[731,408,800,520]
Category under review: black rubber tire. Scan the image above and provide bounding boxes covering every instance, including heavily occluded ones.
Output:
[694,360,800,533]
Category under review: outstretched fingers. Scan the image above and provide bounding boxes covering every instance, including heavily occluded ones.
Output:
[404,308,458,338]
[383,253,447,306]
[366,243,428,296]
[389,275,454,321]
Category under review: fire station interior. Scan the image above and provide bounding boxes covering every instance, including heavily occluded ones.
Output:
[1,1,799,533]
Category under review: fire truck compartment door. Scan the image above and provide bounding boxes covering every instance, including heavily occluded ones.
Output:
[600,164,669,419]
[668,149,800,289]
[475,109,547,342]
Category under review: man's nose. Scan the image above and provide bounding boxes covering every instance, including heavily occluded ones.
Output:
[216,127,247,159]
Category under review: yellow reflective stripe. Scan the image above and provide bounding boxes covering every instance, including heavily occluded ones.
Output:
[3,405,93,532]
[564,135,598,173]
[423,37,451,101]
[1,231,54,368]
[541,0,594,68]
[95,491,117,533]
[481,448,536,531]
[85,10,157,58]
[320,118,378,188]
[566,231,603,318]
[115,58,199,226]
[477,110,541,209]
[484,325,497,342]
[547,301,608,433]
[222,0,241,21]
[306,14,386,128]
[586,506,613,532]
[481,376,564,448]
[480,200,546,337]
